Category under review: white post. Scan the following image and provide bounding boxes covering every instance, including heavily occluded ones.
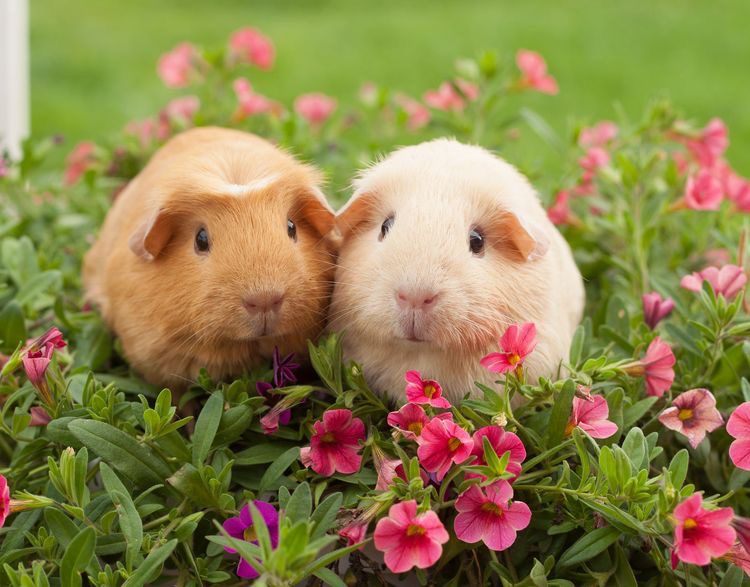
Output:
[0,0,30,160]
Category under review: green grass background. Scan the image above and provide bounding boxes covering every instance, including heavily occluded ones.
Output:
[30,0,750,173]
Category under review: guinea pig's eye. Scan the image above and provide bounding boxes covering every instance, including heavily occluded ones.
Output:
[195,227,210,254]
[287,219,297,242]
[379,215,394,241]
[469,228,485,256]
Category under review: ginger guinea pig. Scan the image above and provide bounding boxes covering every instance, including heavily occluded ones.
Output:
[329,138,584,403]
[83,127,336,388]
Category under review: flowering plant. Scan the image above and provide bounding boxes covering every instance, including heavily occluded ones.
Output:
[1,25,750,586]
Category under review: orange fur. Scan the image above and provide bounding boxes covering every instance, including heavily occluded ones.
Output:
[83,127,336,388]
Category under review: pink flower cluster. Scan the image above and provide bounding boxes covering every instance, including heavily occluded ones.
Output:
[680,263,747,300]
[22,327,67,406]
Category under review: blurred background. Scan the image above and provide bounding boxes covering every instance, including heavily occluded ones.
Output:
[29,0,750,173]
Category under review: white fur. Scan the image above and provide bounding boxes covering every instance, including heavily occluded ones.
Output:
[223,175,279,197]
[329,138,585,403]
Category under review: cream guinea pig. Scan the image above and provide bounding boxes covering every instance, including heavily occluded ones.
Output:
[329,138,584,403]
[83,127,336,388]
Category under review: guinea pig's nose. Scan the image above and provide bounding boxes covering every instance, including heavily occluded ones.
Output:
[244,291,285,315]
[395,288,439,311]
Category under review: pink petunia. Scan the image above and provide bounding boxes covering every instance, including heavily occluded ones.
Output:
[686,118,729,168]
[394,93,431,131]
[480,322,537,375]
[623,337,676,397]
[416,418,472,481]
[658,389,723,449]
[404,371,450,408]
[229,27,275,70]
[579,147,611,175]
[468,426,526,481]
[157,42,198,88]
[548,190,573,226]
[373,500,449,573]
[339,520,368,547]
[579,121,618,149]
[683,169,724,211]
[29,406,52,427]
[724,543,750,576]
[680,264,747,300]
[720,166,750,212]
[516,49,558,95]
[233,78,276,117]
[727,402,750,471]
[294,93,337,126]
[64,142,96,186]
[387,403,431,440]
[454,480,531,551]
[423,82,466,111]
[567,395,618,439]
[0,158,7,178]
[0,474,9,527]
[162,96,200,124]
[642,292,675,329]
[372,445,401,491]
[734,516,750,552]
[672,493,735,566]
[299,409,365,476]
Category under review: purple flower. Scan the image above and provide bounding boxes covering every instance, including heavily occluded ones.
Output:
[273,347,299,387]
[256,381,292,432]
[223,501,279,579]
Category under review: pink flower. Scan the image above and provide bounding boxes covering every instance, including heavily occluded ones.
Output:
[416,418,472,481]
[454,480,531,551]
[394,94,431,130]
[724,543,750,576]
[683,169,724,210]
[373,500,449,573]
[687,118,729,168]
[0,474,9,527]
[548,190,573,226]
[672,493,735,566]
[64,142,96,185]
[163,96,200,124]
[720,167,750,212]
[727,402,750,471]
[680,264,747,300]
[480,322,537,375]
[299,409,365,476]
[387,403,430,440]
[233,78,276,117]
[0,158,8,178]
[372,445,401,491]
[125,119,159,149]
[516,49,558,95]
[339,520,368,547]
[658,389,724,449]
[579,147,610,175]
[623,337,675,397]
[456,79,479,101]
[157,42,198,88]
[734,516,750,551]
[567,395,618,439]
[642,292,675,329]
[469,426,526,481]
[404,371,450,408]
[22,327,66,404]
[579,121,618,149]
[29,406,52,427]
[229,27,275,70]
[423,81,466,111]
[294,93,337,126]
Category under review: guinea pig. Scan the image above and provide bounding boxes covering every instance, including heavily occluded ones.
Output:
[83,126,336,389]
[329,138,584,404]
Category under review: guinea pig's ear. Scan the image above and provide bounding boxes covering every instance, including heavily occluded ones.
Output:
[128,208,176,261]
[490,209,550,262]
[296,187,335,237]
[335,191,380,240]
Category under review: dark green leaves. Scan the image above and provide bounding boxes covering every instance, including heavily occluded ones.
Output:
[191,391,224,466]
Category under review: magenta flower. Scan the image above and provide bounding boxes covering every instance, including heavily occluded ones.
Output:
[157,42,198,88]
[294,93,337,126]
[404,371,450,409]
[29,407,52,427]
[223,501,279,579]
[372,444,401,491]
[642,292,675,329]
[727,402,750,471]
[680,264,747,300]
[0,474,9,528]
[567,395,618,439]
[64,142,96,186]
[373,500,449,573]
[480,322,537,375]
[454,480,531,551]
[339,520,368,547]
[683,169,724,211]
[468,426,526,481]
[299,409,365,476]
[229,27,275,70]
[416,418,472,481]
[387,403,431,440]
[579,121,618,149]
[723,543,750,576]
[272,347,299,388]
[658,389,723,449]
[22,327,67,405]
[516,49,558,95]
[672,494,735,566]
[623,336,675,397]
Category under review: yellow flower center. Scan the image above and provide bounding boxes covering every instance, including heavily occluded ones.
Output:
[447,437,462,452]
[678,409,694,422]
[406,524,426,537]
[683,518,698,530]
[508,354,521,365]
[243,526,258,542]
[423,384,436,398]
[321,432,336,443]
[407,421,424,435]
[481,502,504,516]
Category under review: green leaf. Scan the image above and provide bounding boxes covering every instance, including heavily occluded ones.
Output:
[546,380,575,448]
[69,420,172,487]
[122,540,178,587]
[15,270,62,308]
[668,449,689,489]
[213,405,253,446]
[568,325,585,368]
[44,509,80,548]
[621,427,647,471]
[314,567,347,587]
[310,492,343,539]
[60,527,96,587]
[519,107,563,151]
[612,544,637,587]
[110,490,144,570]
[0,301,26,352]
[72,320,112,371]
[258,446,299,494]
[234,443,296,466]
[557,526,619,568]
[192,391,224,466]
[285,482,313,523]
